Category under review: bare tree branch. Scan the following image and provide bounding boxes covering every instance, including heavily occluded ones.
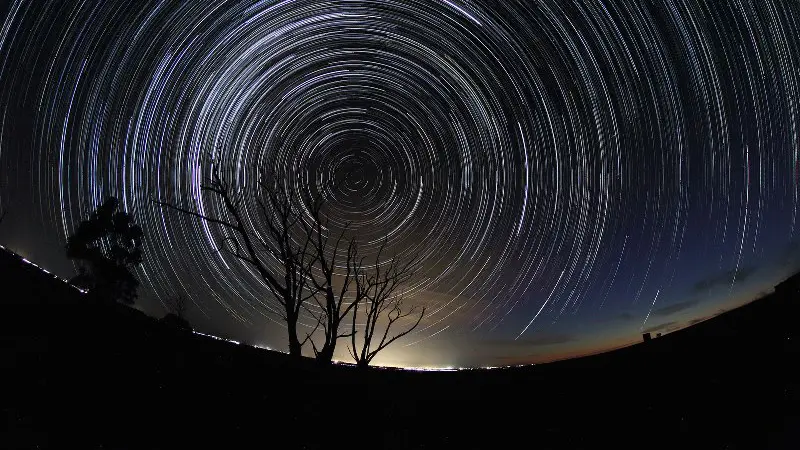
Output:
[153,162,317,359]
[301,202,365,364]
[152,199,240,231]
[348,240,424,368]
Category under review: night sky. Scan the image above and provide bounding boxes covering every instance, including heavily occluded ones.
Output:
[1,0,799,368]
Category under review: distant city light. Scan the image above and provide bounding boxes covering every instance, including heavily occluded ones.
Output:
[0,244,540,372]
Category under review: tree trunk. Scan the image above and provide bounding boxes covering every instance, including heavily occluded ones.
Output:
[287,321,302,358]
[315,342,335,365]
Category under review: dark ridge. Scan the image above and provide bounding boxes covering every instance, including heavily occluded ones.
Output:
[2,246,798,449]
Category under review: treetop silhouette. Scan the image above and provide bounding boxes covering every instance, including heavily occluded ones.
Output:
[66,197,144,305]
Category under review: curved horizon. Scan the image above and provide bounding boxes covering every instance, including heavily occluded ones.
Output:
[1,0,799,367]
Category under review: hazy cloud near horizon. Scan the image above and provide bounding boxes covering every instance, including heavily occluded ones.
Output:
[777,240,800,270]
[688,317,709,326]
[616,312,635,321]
[653,299,700,317]
[450,332,578,366]
[691,266,757,294]
[643,321,681,333]
[478,333,576,348]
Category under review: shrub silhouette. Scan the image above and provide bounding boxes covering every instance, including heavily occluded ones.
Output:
[161,294,192,331]
[160,313,192,332]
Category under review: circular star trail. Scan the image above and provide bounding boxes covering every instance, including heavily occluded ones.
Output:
[1,0,799,366]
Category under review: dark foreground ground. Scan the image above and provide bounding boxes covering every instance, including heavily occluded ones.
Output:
[2,247,799,449]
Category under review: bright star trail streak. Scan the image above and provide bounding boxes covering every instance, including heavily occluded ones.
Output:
[1,0,799,367]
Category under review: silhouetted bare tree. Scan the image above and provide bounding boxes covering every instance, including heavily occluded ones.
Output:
[154,164,318,359]
[349,241,424,368]
[154,155,423,365]
[66,197,144,304]
[303,205,363,364]
[161,293,193,331]
[165,293,189,319]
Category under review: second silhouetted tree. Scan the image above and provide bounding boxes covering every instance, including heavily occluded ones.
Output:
[348,241,424,368]
[66,197,144,304]
[161,293,193,331]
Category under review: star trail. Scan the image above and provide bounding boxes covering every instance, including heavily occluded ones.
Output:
[1,0,799,367]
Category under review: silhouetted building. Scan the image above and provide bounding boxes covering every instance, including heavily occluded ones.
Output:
[642,332,652,342]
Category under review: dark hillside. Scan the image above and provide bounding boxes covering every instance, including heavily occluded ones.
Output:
[2,246,798,449]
